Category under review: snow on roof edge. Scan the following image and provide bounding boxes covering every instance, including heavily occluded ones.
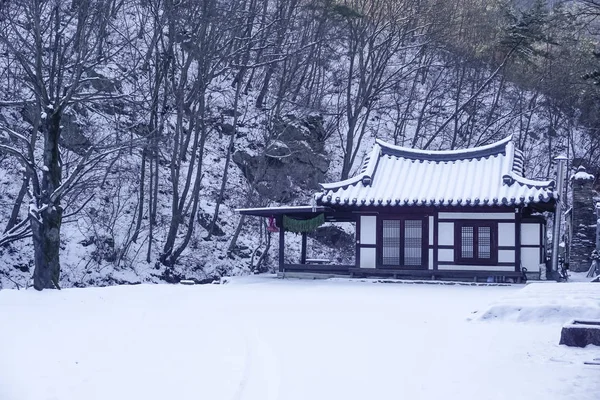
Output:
[374,135,512,158]
[320,143,381,190]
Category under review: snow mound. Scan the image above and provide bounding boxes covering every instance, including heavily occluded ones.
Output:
[475,283,600,323]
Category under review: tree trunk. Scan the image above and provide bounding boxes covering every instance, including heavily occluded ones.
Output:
[131,150,146,243]
[163,126,208,265]
[207,77,243,239]
[32,111,63,290]
[227,214,246,256]
[146,154,154,263]
[340,119,357,180]
[31,205,62,290]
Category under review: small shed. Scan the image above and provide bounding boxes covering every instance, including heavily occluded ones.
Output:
[238,136,556,281]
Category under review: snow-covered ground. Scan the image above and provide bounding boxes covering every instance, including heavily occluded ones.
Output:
[1,277,599,400]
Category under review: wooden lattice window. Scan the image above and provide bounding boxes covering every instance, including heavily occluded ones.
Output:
[382,219,402,265]
[455,222,497,265]
[380,217,427,268]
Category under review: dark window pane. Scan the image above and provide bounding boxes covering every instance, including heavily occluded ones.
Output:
[382,220,401,265]
[404,220,422,266]
[461,226,474,258]
[478,226,491,259]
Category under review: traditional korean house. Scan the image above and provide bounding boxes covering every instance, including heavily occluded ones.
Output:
[238,136,557,282]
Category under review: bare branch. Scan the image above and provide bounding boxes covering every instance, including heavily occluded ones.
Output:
[0,144,35,174]
[50,140,146,203]
[0,217,31,248]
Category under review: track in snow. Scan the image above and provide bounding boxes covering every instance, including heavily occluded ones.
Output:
[231,323,280,400]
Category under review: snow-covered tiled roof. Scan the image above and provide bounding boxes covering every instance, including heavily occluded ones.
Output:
[571,166,594,181]
[317,136,556,208]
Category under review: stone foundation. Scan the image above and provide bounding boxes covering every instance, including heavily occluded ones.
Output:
[560,319,600,347]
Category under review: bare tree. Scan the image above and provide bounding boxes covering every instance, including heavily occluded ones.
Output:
[159,0,242,266]
[0,0,139,289]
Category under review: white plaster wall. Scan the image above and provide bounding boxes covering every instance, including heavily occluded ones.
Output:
[429,249,434,269]
[498,223,515,247]
[499,249,515,263]
[360,248,376,268]
[429,216,434,245]
[521,247,541,272]
[521,223,540,246]
[438,222,454,246]
[438,248,454,262]
[437,264,515,271]
[360,216,377,245]
[438,212,515,220]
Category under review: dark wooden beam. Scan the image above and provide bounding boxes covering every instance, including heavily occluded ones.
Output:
[321,205,527,214]
[355,215,361,268]
[433,210,439,270]
[348,268,524,280]
[238,206,332,217]
[278,216,284,273]
[324,212,358,222]
[284,264,352,272]
[515,208,522,272]
[301,232,307,264]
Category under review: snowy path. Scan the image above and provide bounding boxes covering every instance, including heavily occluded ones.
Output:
[0,277,598,400]
[231,323,280,400]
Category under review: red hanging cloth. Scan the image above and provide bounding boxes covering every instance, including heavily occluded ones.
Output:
[267,216,279,233]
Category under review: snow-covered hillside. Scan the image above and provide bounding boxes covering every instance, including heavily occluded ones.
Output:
[1,0,600,288]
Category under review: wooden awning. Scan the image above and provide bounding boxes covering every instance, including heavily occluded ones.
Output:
[236,206,355,222]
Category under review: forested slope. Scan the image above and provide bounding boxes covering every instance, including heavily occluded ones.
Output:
[1,0,599,288]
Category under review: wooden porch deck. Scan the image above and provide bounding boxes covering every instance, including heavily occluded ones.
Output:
[280,264,524,283]
[348,268,524,283]
[282,264,353,275]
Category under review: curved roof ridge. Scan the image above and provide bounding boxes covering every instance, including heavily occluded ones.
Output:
[375,135,513,161]
[509,172,555,188]
[319,173,362,191]
[320,143,381,190]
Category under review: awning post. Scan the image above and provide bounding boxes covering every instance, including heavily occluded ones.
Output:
[301,232,307,264]
[278,216,285,274]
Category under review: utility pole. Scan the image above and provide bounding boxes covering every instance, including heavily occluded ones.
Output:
[551,155,567,279]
